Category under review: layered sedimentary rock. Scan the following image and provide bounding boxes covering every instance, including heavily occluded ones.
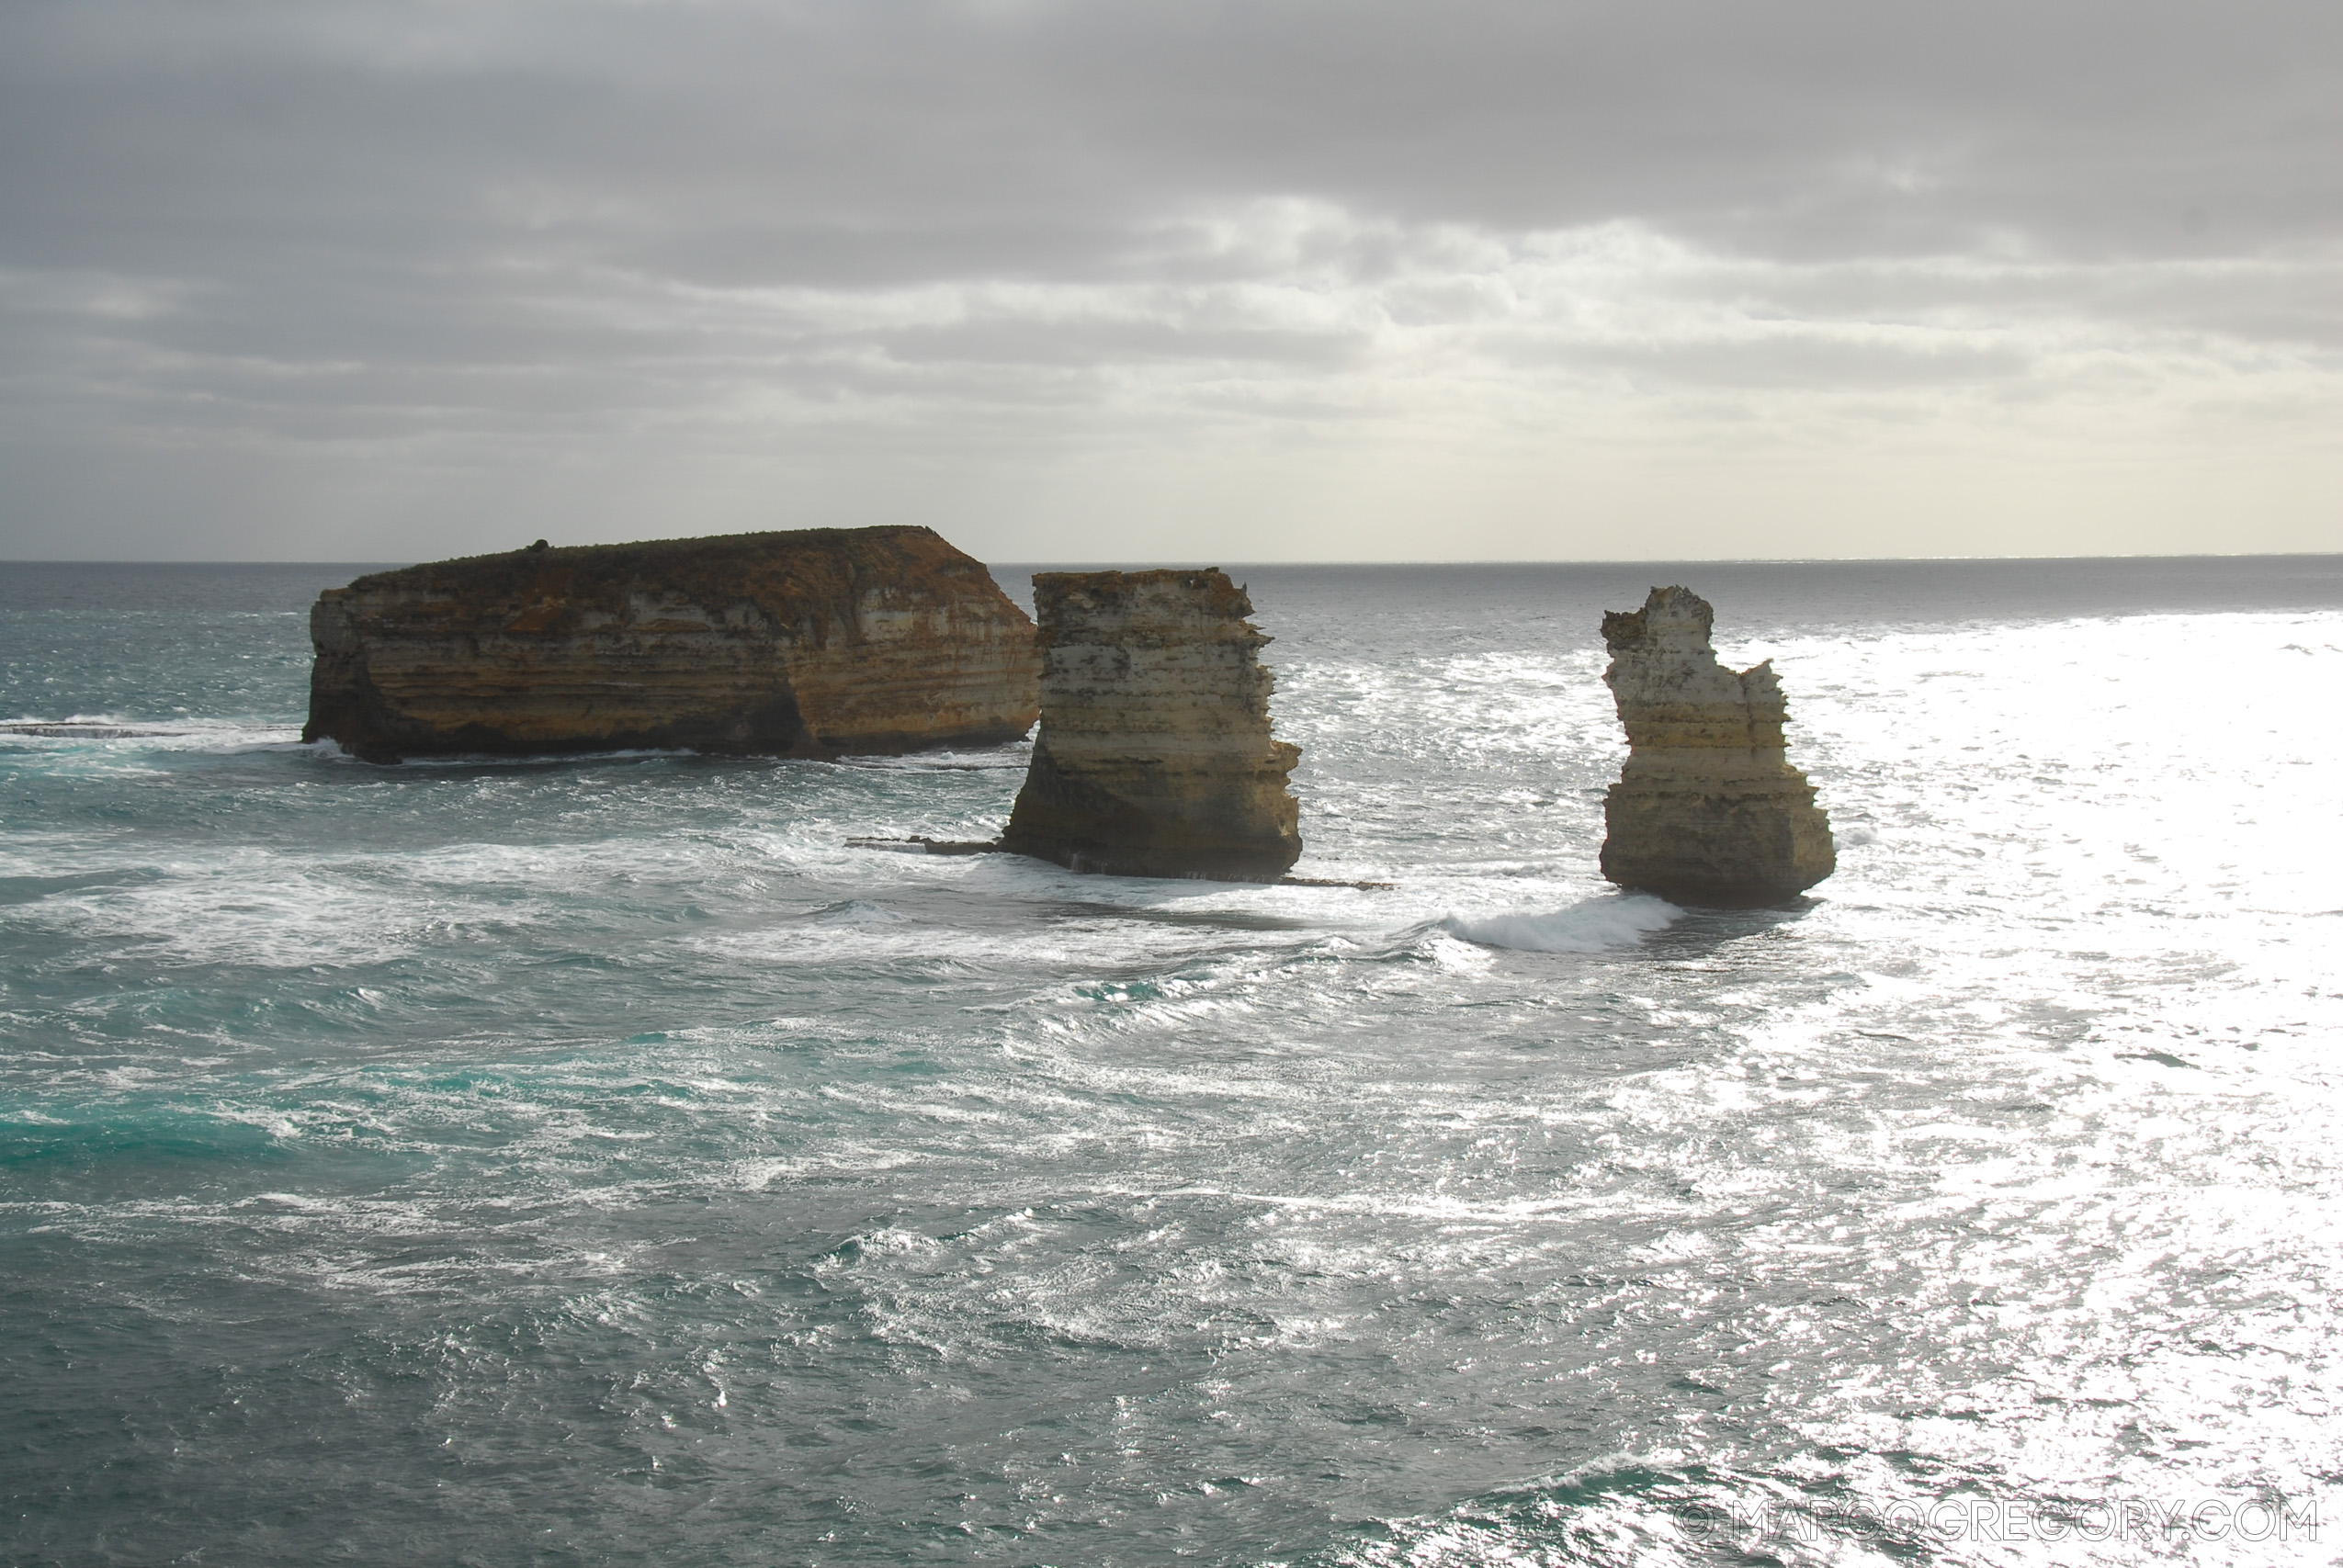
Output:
[1599,586,1835,906]
[303,526,1039,762]
[1001,570,1302,881]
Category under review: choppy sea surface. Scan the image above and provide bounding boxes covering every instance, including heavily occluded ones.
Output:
[4,557,2342,1568]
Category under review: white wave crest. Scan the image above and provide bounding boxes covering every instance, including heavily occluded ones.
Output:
[813,898,910,926]
[1439,893,1683,953]
[2,716,301,751]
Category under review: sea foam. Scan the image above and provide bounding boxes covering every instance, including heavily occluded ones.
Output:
[1440,893,1683,953]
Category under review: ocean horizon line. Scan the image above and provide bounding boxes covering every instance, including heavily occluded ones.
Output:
[6,548,2341,570]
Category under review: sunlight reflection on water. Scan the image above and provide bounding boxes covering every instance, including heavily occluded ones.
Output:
[2,559,2340,1565]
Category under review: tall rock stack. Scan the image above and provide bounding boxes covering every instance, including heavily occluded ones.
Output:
[1598,586,1835,906]
[303,526,1040,762]
[1001,570,1303,881]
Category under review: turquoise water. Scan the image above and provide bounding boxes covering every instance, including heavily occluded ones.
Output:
[5,558,2342,1566]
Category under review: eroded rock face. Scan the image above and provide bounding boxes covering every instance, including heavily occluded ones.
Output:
[1001,570,1302,881]
[303,526,1040,762]
[1599,586,1835,906]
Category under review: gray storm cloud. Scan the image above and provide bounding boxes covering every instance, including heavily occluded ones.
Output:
[1,0,2336,559]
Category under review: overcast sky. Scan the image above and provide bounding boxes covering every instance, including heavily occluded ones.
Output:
[2,0,2337,562]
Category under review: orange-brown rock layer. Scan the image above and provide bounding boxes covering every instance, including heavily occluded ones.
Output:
[1599,585,1835,906]
[1001,570,1302,881]
[303,526,1040,763]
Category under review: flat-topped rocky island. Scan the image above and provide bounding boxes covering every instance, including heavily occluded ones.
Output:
[302,526,1041,762]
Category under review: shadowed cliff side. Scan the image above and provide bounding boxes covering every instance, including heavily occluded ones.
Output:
[1599,585,1835,906]
[1001,570,1302,882]
[303,526,1039,762]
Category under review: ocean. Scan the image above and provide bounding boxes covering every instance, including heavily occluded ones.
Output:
[4,556,2340,1566]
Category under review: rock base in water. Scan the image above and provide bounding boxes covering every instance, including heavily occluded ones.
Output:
[1598,585,1835,907]
[302,526,1039,763]
[1001,570,1302,881]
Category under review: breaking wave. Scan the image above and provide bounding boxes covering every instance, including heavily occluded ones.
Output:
[1439,892,1683,953]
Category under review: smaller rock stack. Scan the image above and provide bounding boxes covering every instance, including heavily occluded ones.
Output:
[1599,586,1834,906]
[1002,570,1302,881]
